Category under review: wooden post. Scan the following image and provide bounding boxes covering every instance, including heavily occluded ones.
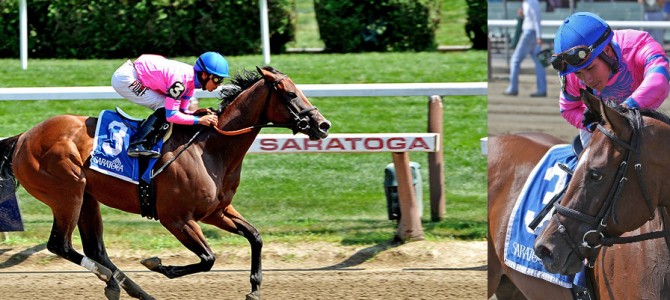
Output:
[428,95,445,221]
[392,152,424,242]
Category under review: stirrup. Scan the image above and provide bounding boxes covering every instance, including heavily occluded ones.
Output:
[127,145,160,158]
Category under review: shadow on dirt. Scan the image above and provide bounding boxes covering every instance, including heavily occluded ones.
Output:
[0,244,47,269]
[317,239,402,270]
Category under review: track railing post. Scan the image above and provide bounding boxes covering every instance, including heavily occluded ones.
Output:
[428,95,445,221]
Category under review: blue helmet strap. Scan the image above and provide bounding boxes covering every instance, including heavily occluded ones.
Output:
[598,49,618,74]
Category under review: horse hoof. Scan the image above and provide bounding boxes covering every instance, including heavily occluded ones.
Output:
[104,286,121,300]
[245,291,260,300]
[140,257,162,271]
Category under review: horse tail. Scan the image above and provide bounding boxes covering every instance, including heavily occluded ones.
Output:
[0,135,20,185]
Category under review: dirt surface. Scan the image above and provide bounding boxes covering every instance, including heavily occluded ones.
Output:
[0,240,486,299]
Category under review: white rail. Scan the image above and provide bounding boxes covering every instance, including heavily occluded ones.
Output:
[0,82,487,101]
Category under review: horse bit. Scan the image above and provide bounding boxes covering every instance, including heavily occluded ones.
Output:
[550,109,667,266]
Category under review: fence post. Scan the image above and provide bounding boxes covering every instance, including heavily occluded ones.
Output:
[392,152,424,242]
[428,95,445,221]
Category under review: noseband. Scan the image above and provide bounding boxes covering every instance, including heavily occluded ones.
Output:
[551,109,668,266]
[267,75,318,133]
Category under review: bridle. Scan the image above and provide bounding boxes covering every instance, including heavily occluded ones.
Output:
[551,109,668,267]
[211,74,318,136]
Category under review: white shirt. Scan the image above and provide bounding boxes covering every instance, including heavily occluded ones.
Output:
[522,0,542,39]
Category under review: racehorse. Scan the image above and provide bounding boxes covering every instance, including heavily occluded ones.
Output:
[0,66,331,300]
[489,89,670,299]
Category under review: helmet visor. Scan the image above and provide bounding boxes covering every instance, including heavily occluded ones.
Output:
[551,26,612,73]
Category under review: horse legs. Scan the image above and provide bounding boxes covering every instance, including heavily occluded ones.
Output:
[141,218,216,278]
[202,205,263,300]
[77,194,154,300]
[46,203,120,299]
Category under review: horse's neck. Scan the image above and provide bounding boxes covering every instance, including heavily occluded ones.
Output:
[220,82,268,131]
[645,120,670,208]
[199,83,268,161]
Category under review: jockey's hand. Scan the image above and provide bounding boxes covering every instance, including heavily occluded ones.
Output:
[199,114,218,127]
[581,109,600,132]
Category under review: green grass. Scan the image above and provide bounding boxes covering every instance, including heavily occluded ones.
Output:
[0,2,484,250]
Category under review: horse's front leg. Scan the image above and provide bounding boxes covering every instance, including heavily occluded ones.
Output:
[141,219,216,278]
[202,205,263,300]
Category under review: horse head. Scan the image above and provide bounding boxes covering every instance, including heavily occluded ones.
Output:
[534,89,670,275]
[256,66,330,140]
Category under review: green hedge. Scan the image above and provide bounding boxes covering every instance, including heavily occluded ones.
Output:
[0,0,295,58]
[465,0,487,50]
[313,0,439,53]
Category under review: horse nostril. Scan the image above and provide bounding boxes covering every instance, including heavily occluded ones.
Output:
[319,120,331,132]
[535,245,552,260]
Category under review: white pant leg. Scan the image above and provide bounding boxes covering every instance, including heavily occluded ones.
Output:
[111,60,166,111]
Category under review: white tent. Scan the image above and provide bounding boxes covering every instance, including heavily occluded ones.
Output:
[18,0,271,70]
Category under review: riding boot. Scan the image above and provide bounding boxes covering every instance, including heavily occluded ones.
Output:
[127,112,162,158]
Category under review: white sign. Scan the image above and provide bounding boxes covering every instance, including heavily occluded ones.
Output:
[249,133,440,153]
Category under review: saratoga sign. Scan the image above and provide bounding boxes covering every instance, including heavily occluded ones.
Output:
[248,133,440,153]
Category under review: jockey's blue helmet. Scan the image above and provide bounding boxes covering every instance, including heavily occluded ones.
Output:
[552,12,614,76]
[194,52,229,78]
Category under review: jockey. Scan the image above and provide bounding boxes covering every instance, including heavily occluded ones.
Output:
[552,12,670,146]
[111,52,229,158]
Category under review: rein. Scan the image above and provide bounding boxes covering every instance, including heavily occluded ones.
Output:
[551,109,670,266]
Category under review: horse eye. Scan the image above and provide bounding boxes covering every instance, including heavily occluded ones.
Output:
[287,92,297,99]
[589,171,603,182]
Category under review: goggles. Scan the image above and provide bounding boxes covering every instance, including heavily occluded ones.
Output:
[210,74,225,84]
[550,26,612,73]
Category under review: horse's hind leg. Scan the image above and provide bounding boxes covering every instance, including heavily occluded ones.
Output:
[202,205,262,300]
[78,194,154,300]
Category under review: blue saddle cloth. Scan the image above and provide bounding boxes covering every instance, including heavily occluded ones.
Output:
[504,144,583,288]
[90,110,163,184]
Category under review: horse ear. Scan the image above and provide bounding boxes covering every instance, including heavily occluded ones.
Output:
[256,66,274,82]
[581,89,628,133]
[581,89,600,114]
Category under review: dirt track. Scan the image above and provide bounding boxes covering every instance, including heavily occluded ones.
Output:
[0,240,486,299]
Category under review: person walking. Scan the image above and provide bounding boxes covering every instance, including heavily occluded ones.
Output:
[504,0,547,97]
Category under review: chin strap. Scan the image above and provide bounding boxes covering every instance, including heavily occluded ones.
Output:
[598,51,619,74]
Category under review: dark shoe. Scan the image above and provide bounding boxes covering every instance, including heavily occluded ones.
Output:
[127,144,161,158]
[503,91,518,96]
[530,92,547,97]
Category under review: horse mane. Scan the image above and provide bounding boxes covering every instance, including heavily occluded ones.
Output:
[217,66,283,111]
[600,100,670,127]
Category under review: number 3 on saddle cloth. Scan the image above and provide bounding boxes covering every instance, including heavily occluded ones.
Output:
[90,109,165,186]
[504,144,589,289]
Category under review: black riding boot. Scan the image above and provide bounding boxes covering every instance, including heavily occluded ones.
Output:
[127,111,163,158]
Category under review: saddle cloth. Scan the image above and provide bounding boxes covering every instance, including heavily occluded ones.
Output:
[90,109,163,184]
[504,144,582,288]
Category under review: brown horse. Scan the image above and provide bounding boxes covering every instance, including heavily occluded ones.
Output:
[0,66,331,300]
[489,90,670,299]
